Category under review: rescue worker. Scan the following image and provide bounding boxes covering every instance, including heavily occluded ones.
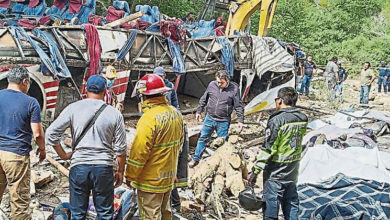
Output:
[189,70,244,168]
[324,56,339,100]
[125,74,184,219]
[335,61,348,102]
[46,75,127,219]
[153,66,187,211]
[300,55,317,96]
[0,65,46,219]
[360,62,376,104]
[378,61,387,94]
[153,66,180,109]
[249,87,308,220]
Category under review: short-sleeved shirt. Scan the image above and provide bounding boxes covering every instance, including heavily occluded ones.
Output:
[303,61,317,77]
[0,89,41,156]
[387,65,390,77]
[360,69,375,86]
[338,68,347,81]
[324,61,339,79]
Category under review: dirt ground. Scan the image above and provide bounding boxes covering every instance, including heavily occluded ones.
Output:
[1,78,389,219]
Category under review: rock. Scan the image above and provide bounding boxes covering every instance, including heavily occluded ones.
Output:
[181,200,205,212]
[229,135,240,144]
[211,137,225,148]
[30,181,36,196]
[31,170,54,188]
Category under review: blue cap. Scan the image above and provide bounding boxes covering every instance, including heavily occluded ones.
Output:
[153,66,165,75]
[87,75,107,93]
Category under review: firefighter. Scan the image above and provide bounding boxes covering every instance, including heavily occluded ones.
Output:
[249,87,308,220]
[125,74,184,220]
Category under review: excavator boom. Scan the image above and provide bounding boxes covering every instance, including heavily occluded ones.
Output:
[225,0,278,36]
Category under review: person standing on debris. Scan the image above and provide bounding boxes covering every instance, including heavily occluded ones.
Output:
[249,87,308,220]
[46,75,127,220]
[125,74,184,220]
[378,61,388,94]
[154,66,180,109]
[335,61,348,102]
[0,65,46,219]
[189,70,244,168]
[324,56,339,99]
[300,55,317,96]
[153,66,188,211]
[360,62,376,104]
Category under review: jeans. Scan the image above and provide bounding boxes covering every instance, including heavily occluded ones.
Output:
[360,86,371,104]
[378,76,388,93]
[335,82,343,101]
[193,114,230,161]
[69,164,114,220]
[263,180,298,220]
[300,75,311,95]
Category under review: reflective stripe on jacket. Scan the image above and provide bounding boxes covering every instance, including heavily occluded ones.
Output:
[254,107,308,182]
[125,96,184,193]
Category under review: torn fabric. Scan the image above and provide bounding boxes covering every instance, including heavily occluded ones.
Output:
[116,30,137,61]
[32,29,71,78]
[82,23,101,80]
[167,39,185,74]
[8,26,71,78]
[216,37,234,76]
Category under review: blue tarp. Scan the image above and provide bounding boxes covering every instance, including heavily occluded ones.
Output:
[45,2,68,16]
[135,5,159,24]
[116,29,137,61]
[167,39,185,74]
[113,0,130,16]
[62,0,95,24]
[190,20,215,38]
[24,0,46,16]
[217,37,234,76]
[298,173,390,220]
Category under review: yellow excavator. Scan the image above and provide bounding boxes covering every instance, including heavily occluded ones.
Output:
[198,0,278,36]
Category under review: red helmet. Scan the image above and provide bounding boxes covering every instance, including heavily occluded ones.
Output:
[135,74,171,96]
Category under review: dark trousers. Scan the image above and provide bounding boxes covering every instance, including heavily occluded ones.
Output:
[263,180,299,220]
[69,164,114,220]
[378,76,387,93]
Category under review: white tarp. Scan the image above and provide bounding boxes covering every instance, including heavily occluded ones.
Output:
[298,145,390,185]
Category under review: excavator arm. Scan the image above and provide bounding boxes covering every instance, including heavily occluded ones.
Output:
[225,0,278,36]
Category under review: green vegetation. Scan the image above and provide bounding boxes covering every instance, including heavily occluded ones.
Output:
[98,0,389,75]
[263,0,390,74]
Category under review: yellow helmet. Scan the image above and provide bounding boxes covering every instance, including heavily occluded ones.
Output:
[105,65,117,79]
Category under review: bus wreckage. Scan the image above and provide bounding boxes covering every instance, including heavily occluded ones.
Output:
[0,5,300,120]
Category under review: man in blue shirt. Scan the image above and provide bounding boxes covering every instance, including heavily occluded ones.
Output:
[0,65,46,219]
[378,61,387,94]
[300,55,317,96]
[335,61,348,102]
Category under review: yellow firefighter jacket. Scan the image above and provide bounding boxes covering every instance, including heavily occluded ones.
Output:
[125,96,184,193]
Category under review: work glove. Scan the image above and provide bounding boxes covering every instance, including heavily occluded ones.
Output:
[248,166,262,186]
[248,173,257,186]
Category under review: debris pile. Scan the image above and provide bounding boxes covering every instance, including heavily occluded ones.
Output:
[188,127,264,217]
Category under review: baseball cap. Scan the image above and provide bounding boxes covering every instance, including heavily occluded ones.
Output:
[87,75,107,93]
[153,66,165,76]
[337,61,342,65]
